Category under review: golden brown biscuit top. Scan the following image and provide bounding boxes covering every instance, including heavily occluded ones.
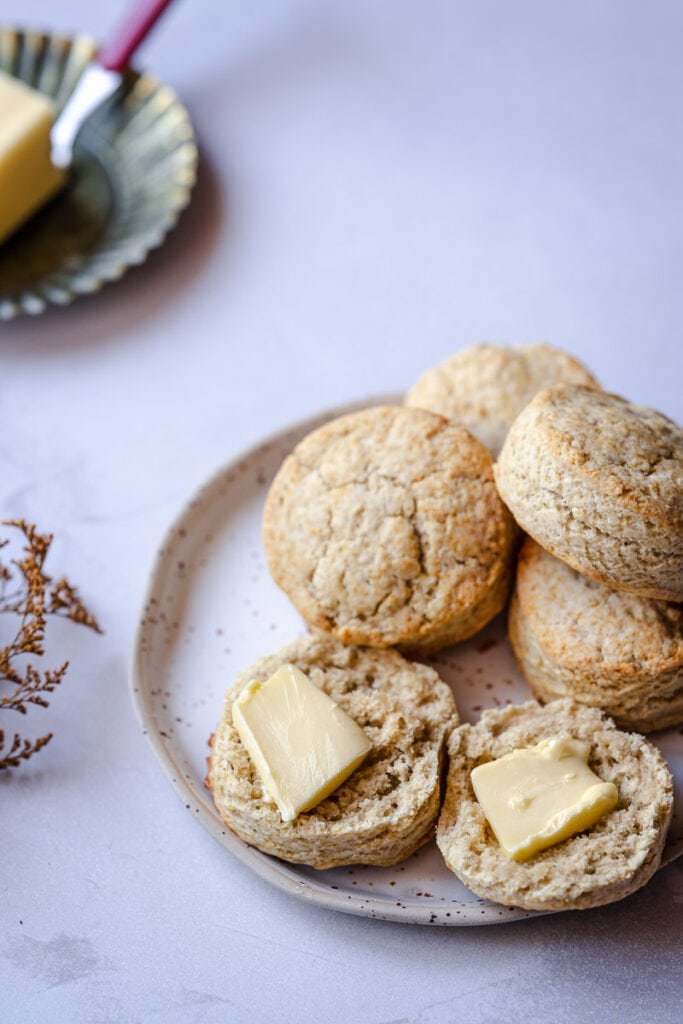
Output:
[533,384,683,513]
[405,342,599,455]
[515,538,683,675]
[263,405,514,647]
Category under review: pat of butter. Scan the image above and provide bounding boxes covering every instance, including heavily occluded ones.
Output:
[471,735,618,861]
[0,70,65,245]
[232,664,372,822]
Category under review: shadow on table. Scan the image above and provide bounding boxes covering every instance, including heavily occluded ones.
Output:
[0,144,224,355]
[348,859,683,1021]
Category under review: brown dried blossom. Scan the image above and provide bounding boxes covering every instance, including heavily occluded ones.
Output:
[0,520,101,769]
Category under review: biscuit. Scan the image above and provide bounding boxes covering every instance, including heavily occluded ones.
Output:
[207,635,459,869]
[262,405,517,656]
[494,384,683,601]
[509,539,683,732]
[436,699,673,911]
[405,342,599,456]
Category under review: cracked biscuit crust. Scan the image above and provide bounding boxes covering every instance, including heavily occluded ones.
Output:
[263,405,516,656]
[494,384,683,601]
[509,539,683,732]
[405,342,599,456]
[436,699,673,911]
[207,635,459,868]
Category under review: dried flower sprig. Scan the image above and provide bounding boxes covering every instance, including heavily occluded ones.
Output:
[0,520,101,770]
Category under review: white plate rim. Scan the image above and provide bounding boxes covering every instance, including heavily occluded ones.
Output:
[129,394,682,927]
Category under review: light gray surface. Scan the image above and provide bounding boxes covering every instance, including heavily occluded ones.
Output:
[1,2,682,1022]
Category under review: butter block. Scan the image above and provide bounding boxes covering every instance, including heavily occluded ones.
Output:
[471,735,618,861]
[0,70,65,245]
[232,664,372,822]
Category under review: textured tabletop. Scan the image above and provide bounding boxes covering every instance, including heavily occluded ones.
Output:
[1,3,682,1023]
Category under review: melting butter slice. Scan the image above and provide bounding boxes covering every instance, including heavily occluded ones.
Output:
[232,664,372,822]
[471,735,618,861]
[0,70,64,246]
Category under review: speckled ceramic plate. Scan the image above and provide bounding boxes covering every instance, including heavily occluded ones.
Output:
[130,397,683,926]
[0,28,197,319]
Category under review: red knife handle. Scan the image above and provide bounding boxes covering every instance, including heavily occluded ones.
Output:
[98,0,177,72]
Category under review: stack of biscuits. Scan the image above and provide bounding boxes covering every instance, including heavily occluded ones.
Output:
[207,342,681,913]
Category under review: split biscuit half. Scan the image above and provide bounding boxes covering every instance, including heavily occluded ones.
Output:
[436,699,673,911]
[207,634,459,869]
